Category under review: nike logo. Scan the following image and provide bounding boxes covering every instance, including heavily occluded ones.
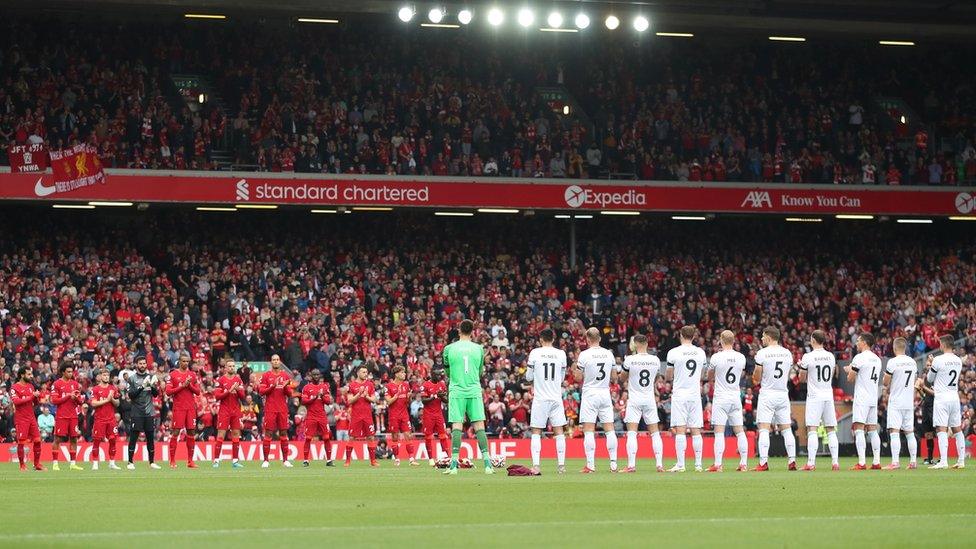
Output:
[34,177,57,197]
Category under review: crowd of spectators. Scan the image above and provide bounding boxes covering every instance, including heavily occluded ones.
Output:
[0,209,974,449]
[2,18,975,184]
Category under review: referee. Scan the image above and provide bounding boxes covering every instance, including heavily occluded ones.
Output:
[126,356,161,470]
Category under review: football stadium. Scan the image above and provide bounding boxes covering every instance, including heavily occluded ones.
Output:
[1,0,975,547]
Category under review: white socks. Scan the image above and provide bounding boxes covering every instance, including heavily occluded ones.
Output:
[827,431,839,466]
[651,431,663,468]
[626,431,638,468]
[869,430,881,465]
[691,434,703,467]
[890,432,901,462]
[555,434,566,466]
[583,432,596,469]
[675,434,687,468]
[758,429,770,465]
[736,431,748,466]
[905,432,917,464]
[855,429,866,465]
[937,431,949,464]
[955,432,966,465]
[807,431,819,466]
[783,429,796,462]
[605,431,618,465]
[714,433,726,467]
[530,434,542,467]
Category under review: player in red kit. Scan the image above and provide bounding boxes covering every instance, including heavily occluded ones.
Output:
[385,366,418,466]
[11,367,45,471]
[258,354,294,468]
[300,369,336,467]
[345,365,378,467]
[90,368,122,470]
[51,362,84,471]
[421,368,450,466]
[165,352,202,468]
[213,358,246,468]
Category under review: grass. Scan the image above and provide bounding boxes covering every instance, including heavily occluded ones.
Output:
[0,457,972,548]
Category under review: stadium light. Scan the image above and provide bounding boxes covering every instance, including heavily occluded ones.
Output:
[554,214,571,219]
[672,215,707,221]
[880,40,915,46]
[235,204,278,210]
[547,12,563,28]
[428,8,445,23]
[656,32,694,37]
[574,214,593,219]
[310,209,338,214]
[633,16,649,32]
[785,217,823,223]
[458,9,473,25]
[477,208,520,214]
[540,28,577,32]
[353,206,394,211]
[487,7,504,26]
[184,14,226,20]
[563,105,570,115]
[768,36,806,42]
[88,201,133,207]
[297,18,339,24]
[53,204,96,209]
[605,15,620,30]
[896,218,933,224]
[196,206,236,212]
[575,13,590,29]
[422,23,460,28]
[600,210,639,216]
[949,216,976,221]
[517,8,535,28]
[398,6,415,22]
[435,211,475,217]
[835,214,874,220]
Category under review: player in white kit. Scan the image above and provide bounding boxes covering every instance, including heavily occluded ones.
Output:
[883,337,918,470]
[620,334,664,473]
[665,326,707,472]
[525,329,569,474]
[925,335,966,470]
[797,330,839,471]
[752,326,797,471]
[574,327,619,473]
[705,330,749,472]
[845,332,883,470]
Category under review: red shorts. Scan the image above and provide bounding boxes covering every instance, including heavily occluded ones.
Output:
[349,415,375,438]
[54,416,79,438]
[387,414,411,434]
[92,420,118,441]
[171,408,197,431]
[263,411,289,432]
[305,418,331,439]
[423,415,447,437]
[15,416,40,442]
[217,411,243,431]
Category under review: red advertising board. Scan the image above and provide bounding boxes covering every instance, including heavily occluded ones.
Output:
[0,170,973,216]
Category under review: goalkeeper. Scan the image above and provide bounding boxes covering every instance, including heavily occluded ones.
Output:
[442,319,493,475]
[126,356,161,469]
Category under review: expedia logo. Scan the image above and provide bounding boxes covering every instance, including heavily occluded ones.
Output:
[956,192,974,214]
[563,185,647,209]
[236,179,249,201]
[741,191,772,208]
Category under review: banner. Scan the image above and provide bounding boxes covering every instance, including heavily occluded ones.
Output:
[0,170,973,216]
[46,143,106,195]
[7,143,48,173]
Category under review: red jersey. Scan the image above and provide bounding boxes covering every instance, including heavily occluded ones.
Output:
[346,380,375,418]
[90,384,120,423]
[385,381,411,419]
[258,369,293,414]
[52,378,82,419]
[421,380,447,418]
[301,383,332,420]
[165,369,201,411]
[11,382,38,421]
[214,375,245,413]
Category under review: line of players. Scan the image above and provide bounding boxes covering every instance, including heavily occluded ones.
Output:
[9,353,455,472]
[525,325,966,473]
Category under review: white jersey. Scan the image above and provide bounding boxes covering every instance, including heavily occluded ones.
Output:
[666,344,707,399]
[799,348,836,401]
[526,346,567,402]
[576,346,616,393]
[928,353,962,403]
[623,353,661,401]
[885,355,917,410]
[708,349,746,400]
[850,350,882,405]
[754,345,793,393]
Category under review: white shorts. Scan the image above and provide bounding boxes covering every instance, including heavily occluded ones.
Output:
[624,399,660,425]
[805,399,838,428]
[711,397,744,428]
[579,392,614,425]
[933,400,962,428]
[757,392,791,425]
[851,403,878,425]
[670,397,703,429]
[530,399,567,429]
[886,408,914,431]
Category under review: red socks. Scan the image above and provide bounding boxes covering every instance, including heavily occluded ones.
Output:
[212,438,222,460]
[405,441,416,460]
[344,444,353,463]
[185,436,195,462]
[92,441,102,462]
[303,439,312,461]
[33,442,42,468]
[231,438,240,461]
[425,437,436,460]
[279,437,289,461]
[262,438,271,461]
[16,443,25,466]
[108,438,117,461]
[68,448,76,461]
[168,436,179,464]
[367,442,377,464]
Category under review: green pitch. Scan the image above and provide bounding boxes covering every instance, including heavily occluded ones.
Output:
[0,458,972,548]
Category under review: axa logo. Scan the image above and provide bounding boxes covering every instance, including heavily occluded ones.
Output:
[741,191,772,208]
[236,179,249,201]
[34,177,57,197]
[956,192,974,214]
[563,185,646,209]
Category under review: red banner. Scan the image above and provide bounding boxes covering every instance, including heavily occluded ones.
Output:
[6,143,48,173]
[46,143,105,195]
[0,170,973,216]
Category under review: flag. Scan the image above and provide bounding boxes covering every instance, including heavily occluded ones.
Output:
[49,143,106,194]
[7,143,49,173]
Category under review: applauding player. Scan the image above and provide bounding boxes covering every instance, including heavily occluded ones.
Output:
[926,335,966,469]
[51,362,84,471]
[90,368,122,470]
[258,354,295,468]
[301,369,336,467]
[212,359,246,468]
[165,352,202,468]
[11,367,44,471]
[706,330,749,472]
[846,333,883,470]
[622,334,664,473]
[345,365,379,467]
[883,338,918,469]
[526,328,569,474]
[421,369,450,465]
[386,366,418,467]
